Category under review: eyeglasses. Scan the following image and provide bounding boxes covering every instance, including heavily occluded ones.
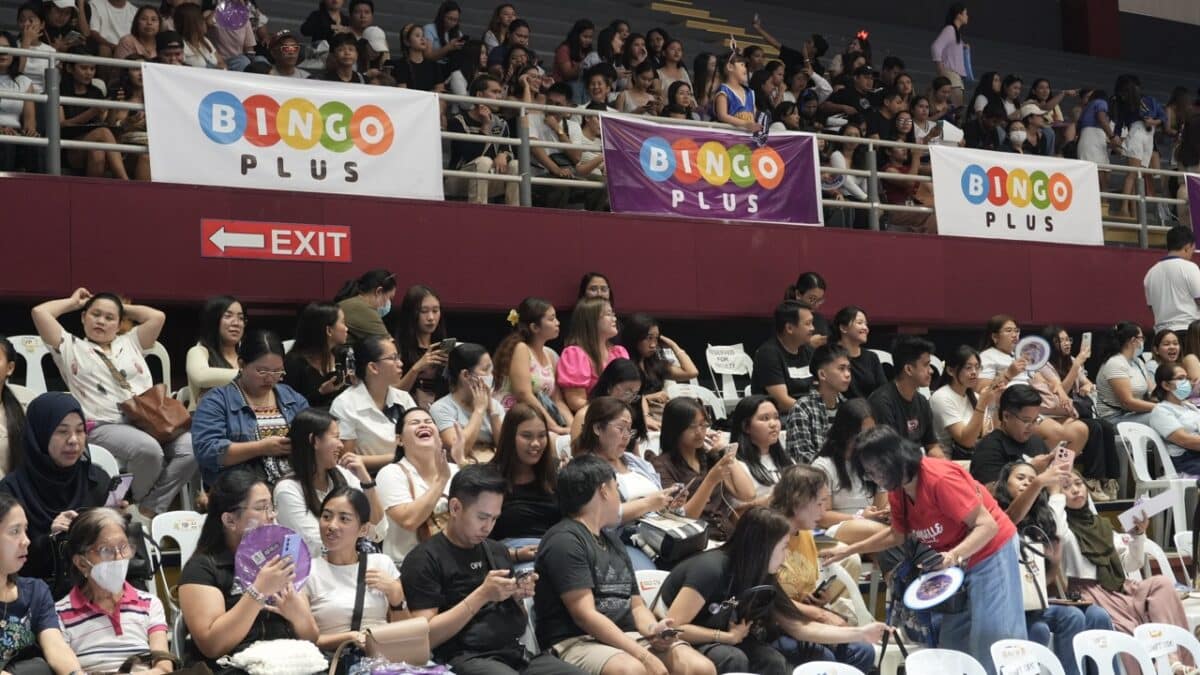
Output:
[254,367,286,378]
[237,502,276,516]
[90,543,130,562]
[688,421,711,432]
[608,424,634,437]
[375,354,403,364]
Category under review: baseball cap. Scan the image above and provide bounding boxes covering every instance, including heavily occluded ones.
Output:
[156,30,183,51]
[1018,102,1048,119]
[852,65,874,78]
[45,0,75,9]
[810,33,828,58]
[362,25,388,53]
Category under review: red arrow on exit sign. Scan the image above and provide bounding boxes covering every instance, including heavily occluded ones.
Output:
[200,219,352,263]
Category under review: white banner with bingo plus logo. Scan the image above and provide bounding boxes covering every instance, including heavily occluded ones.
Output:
[929,145,1103,246]
[143,63,444,200]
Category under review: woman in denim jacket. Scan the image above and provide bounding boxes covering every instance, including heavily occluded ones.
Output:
[193,330,310,487]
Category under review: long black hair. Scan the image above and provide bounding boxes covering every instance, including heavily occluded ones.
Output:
[0,338,26,473]
[1098,320,1143,364]
[992,460,1057,540]
[431,0,462,45]
[287,408,347,519]
[719,506,801,620]
[933,344,980,408]
[1041,325,1073,377]
[619,314,670,395]
[333,269,395,304]
[198,296,241,369]
[658,397,710,470]
[561,19,594,63]
[944,3,966,43]
[393,285,446,369]
[292,302,341,361]
[816,398,875,497]
[730,395,792,486]
[195,468,267,555]
[589,358,646,445]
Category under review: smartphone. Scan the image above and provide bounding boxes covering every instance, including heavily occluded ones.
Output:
[813,575,847,602]
[438,338,458,353]
[1054,443,1075,467]
[105,473,134,507]
[657,628,682,639]
[1081,332,1092,353]
[280,533,303,561]
[514,569,535,582]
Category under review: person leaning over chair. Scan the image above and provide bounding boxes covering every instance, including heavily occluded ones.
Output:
[533,454,715,675]
[31,288,197,521]
[823,426,1026,675]
[445,74,520,206]
[402,464,588,675]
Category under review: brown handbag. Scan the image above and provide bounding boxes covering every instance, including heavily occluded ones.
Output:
[364,619,431,664]
[327,555,430,675]
[94,348,191,443]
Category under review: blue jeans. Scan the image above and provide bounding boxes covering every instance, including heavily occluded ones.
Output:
[773,636,875,673]
[1027,604,1112,675]
[502,537,539,573]
[939,536,1027,675]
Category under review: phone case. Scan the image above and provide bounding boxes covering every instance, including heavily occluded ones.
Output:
[280,533,303,560]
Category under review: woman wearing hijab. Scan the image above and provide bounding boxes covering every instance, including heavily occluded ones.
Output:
[1052,469,1194,670]
[0,393,111,597]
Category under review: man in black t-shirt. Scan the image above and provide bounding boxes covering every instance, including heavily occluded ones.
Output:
[752,300,815,413]
[823,65,880,118]
[971,384,1054,486]
[534,456,713,675]
[402,465,583,675]
[867,336,946,458]
[445,74,520,205]
[866,87,905,140]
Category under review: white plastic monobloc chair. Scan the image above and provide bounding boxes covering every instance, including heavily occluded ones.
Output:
[990,638,1066,675]
[144,341,172,387]
[904,648,987,675]
[792,662,866,675]
[88,444,120,477]
[6,335,52,394]
[151,510,204,570]
[1133,622,1200,674]
[705,344,753,406]
[635,569,670,618]
[1072,629,1156,675]
[1116,422,1192,545]
[666,382,728,420]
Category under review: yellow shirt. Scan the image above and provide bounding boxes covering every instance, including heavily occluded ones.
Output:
[777,530,819,602]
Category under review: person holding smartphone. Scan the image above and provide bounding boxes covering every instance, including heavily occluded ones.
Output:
[402,465,585,674]
[660,507,806,675]
[284,303,353,410]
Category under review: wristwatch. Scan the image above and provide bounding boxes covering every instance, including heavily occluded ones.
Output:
[360,481,377,490]
[390,598,408,611]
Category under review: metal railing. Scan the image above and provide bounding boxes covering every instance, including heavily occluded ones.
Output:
[0,45,1187,247]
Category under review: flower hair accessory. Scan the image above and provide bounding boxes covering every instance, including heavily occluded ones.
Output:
[506,309,519,327]
[856,29,869,41]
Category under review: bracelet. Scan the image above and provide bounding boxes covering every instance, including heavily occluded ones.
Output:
[245,585,268,605]
[390,598,407,611]
[713,628,721,643]
[360,481,377,490]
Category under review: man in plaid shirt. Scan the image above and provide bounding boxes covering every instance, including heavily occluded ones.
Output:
[784,345,851,463]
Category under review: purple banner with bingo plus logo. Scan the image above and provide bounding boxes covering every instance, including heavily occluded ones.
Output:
[600,115,823,225]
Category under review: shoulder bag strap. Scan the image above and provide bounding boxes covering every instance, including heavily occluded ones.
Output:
[350,553,368,632]
[92,346,135,392]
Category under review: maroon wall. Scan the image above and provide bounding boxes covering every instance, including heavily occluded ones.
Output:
[0,174,1155,328]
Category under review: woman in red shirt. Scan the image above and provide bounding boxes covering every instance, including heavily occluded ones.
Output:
[823,425,1026,675]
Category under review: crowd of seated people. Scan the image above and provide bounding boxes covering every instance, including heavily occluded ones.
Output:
[1,254,1199,675]
[2,0,1198,226]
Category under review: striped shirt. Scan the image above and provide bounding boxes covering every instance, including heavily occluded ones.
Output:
[56,583,167,672]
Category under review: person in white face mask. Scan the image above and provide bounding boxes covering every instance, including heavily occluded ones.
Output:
[57,508,172,674]
[430,343,506,465]
[1003,119,1031,154]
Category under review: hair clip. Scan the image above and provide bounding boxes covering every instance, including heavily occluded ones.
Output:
[856,30,870,41]
[506,309,519,327]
